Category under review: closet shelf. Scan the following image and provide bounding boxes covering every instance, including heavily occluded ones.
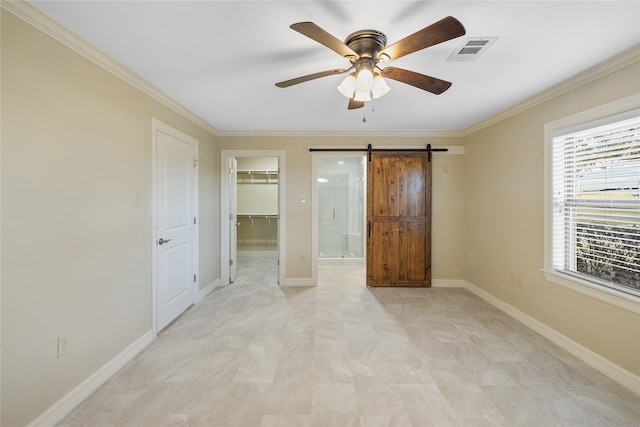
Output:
[237,170,278,184]
[237,170,278,175]
[238,181,278,184]
[237,213,278,218]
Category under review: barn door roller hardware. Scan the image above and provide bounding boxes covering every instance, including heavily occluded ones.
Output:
[308,143,447,161]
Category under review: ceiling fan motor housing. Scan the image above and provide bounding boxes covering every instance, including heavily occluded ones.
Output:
[344,30,387,60]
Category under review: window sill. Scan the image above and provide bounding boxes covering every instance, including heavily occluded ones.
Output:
[542,269,639,314]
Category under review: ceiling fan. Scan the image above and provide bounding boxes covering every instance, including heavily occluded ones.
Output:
[275,16,466,110]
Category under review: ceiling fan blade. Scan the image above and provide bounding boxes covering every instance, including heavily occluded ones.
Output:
[381,67,452,95]
[290,22,359,59]
[348,98,365,110]
[378,16,466,61]
[275,68,348,88]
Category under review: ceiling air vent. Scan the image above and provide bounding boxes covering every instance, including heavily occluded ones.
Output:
[447,37,497,62]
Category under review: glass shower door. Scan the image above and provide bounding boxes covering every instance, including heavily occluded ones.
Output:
[317,156,365,259]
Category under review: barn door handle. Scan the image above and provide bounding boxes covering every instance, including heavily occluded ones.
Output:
[368,221,372,238]
[158,238,172,245]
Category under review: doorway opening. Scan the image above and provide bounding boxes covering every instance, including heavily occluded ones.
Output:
[221,150,285,287]
[313,154,366,287]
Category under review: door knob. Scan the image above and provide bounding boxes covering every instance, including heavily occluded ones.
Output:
[158,238,172,245]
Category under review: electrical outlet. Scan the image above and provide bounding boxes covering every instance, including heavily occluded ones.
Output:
[57,335,70,358]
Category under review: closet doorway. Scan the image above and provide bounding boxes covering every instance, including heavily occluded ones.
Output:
[221,151,285,286]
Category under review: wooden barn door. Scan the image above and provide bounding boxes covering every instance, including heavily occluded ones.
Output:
[367,152,432,287]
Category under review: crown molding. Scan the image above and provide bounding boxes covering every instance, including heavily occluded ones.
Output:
[4,1,637,139]
[2,0,221,137]
[461,44,640,136]
[215,130,466,139]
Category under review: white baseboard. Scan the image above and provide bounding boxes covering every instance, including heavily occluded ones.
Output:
[432,279,465,288]
[196,279,220,302]
[463,280,640,396]
[28,330,155,427]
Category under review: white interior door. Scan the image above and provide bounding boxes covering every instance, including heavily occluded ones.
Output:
[155,124,197,331]
[230,157,238,282]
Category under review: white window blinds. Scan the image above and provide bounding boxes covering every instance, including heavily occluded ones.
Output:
[552,114,640,297]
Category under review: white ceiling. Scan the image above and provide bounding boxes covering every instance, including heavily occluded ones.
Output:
[30,1,640,133]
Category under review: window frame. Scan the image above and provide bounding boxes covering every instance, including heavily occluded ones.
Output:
[543,95,640,314]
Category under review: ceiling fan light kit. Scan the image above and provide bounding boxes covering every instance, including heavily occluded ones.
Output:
[337,57,391,101]
[337,74,357,98]
[276,16,466,110]
[371,74,390,99]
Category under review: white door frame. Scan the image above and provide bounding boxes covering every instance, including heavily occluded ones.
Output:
[229,157,238,283]
[221,150,286,286]
[151,118,199,335]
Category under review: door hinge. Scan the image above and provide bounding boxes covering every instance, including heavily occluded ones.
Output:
[230,259,234,266]
[193,274,197,282]
[194,217,197,225]
[193,159,198,168]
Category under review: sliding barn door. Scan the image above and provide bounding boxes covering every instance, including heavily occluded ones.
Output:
[367,152,432,287]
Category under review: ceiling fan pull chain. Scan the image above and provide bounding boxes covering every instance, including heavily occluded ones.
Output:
[362,109,367,123]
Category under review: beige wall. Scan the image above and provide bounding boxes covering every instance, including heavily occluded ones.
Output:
[3,4,637,426]
[463,60,640,376]
[1,10,218,426]
[217,136,466,281]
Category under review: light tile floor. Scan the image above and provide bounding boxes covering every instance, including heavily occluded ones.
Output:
[58,254,639,426]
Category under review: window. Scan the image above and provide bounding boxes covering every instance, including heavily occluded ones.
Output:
[545,98,640,308]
